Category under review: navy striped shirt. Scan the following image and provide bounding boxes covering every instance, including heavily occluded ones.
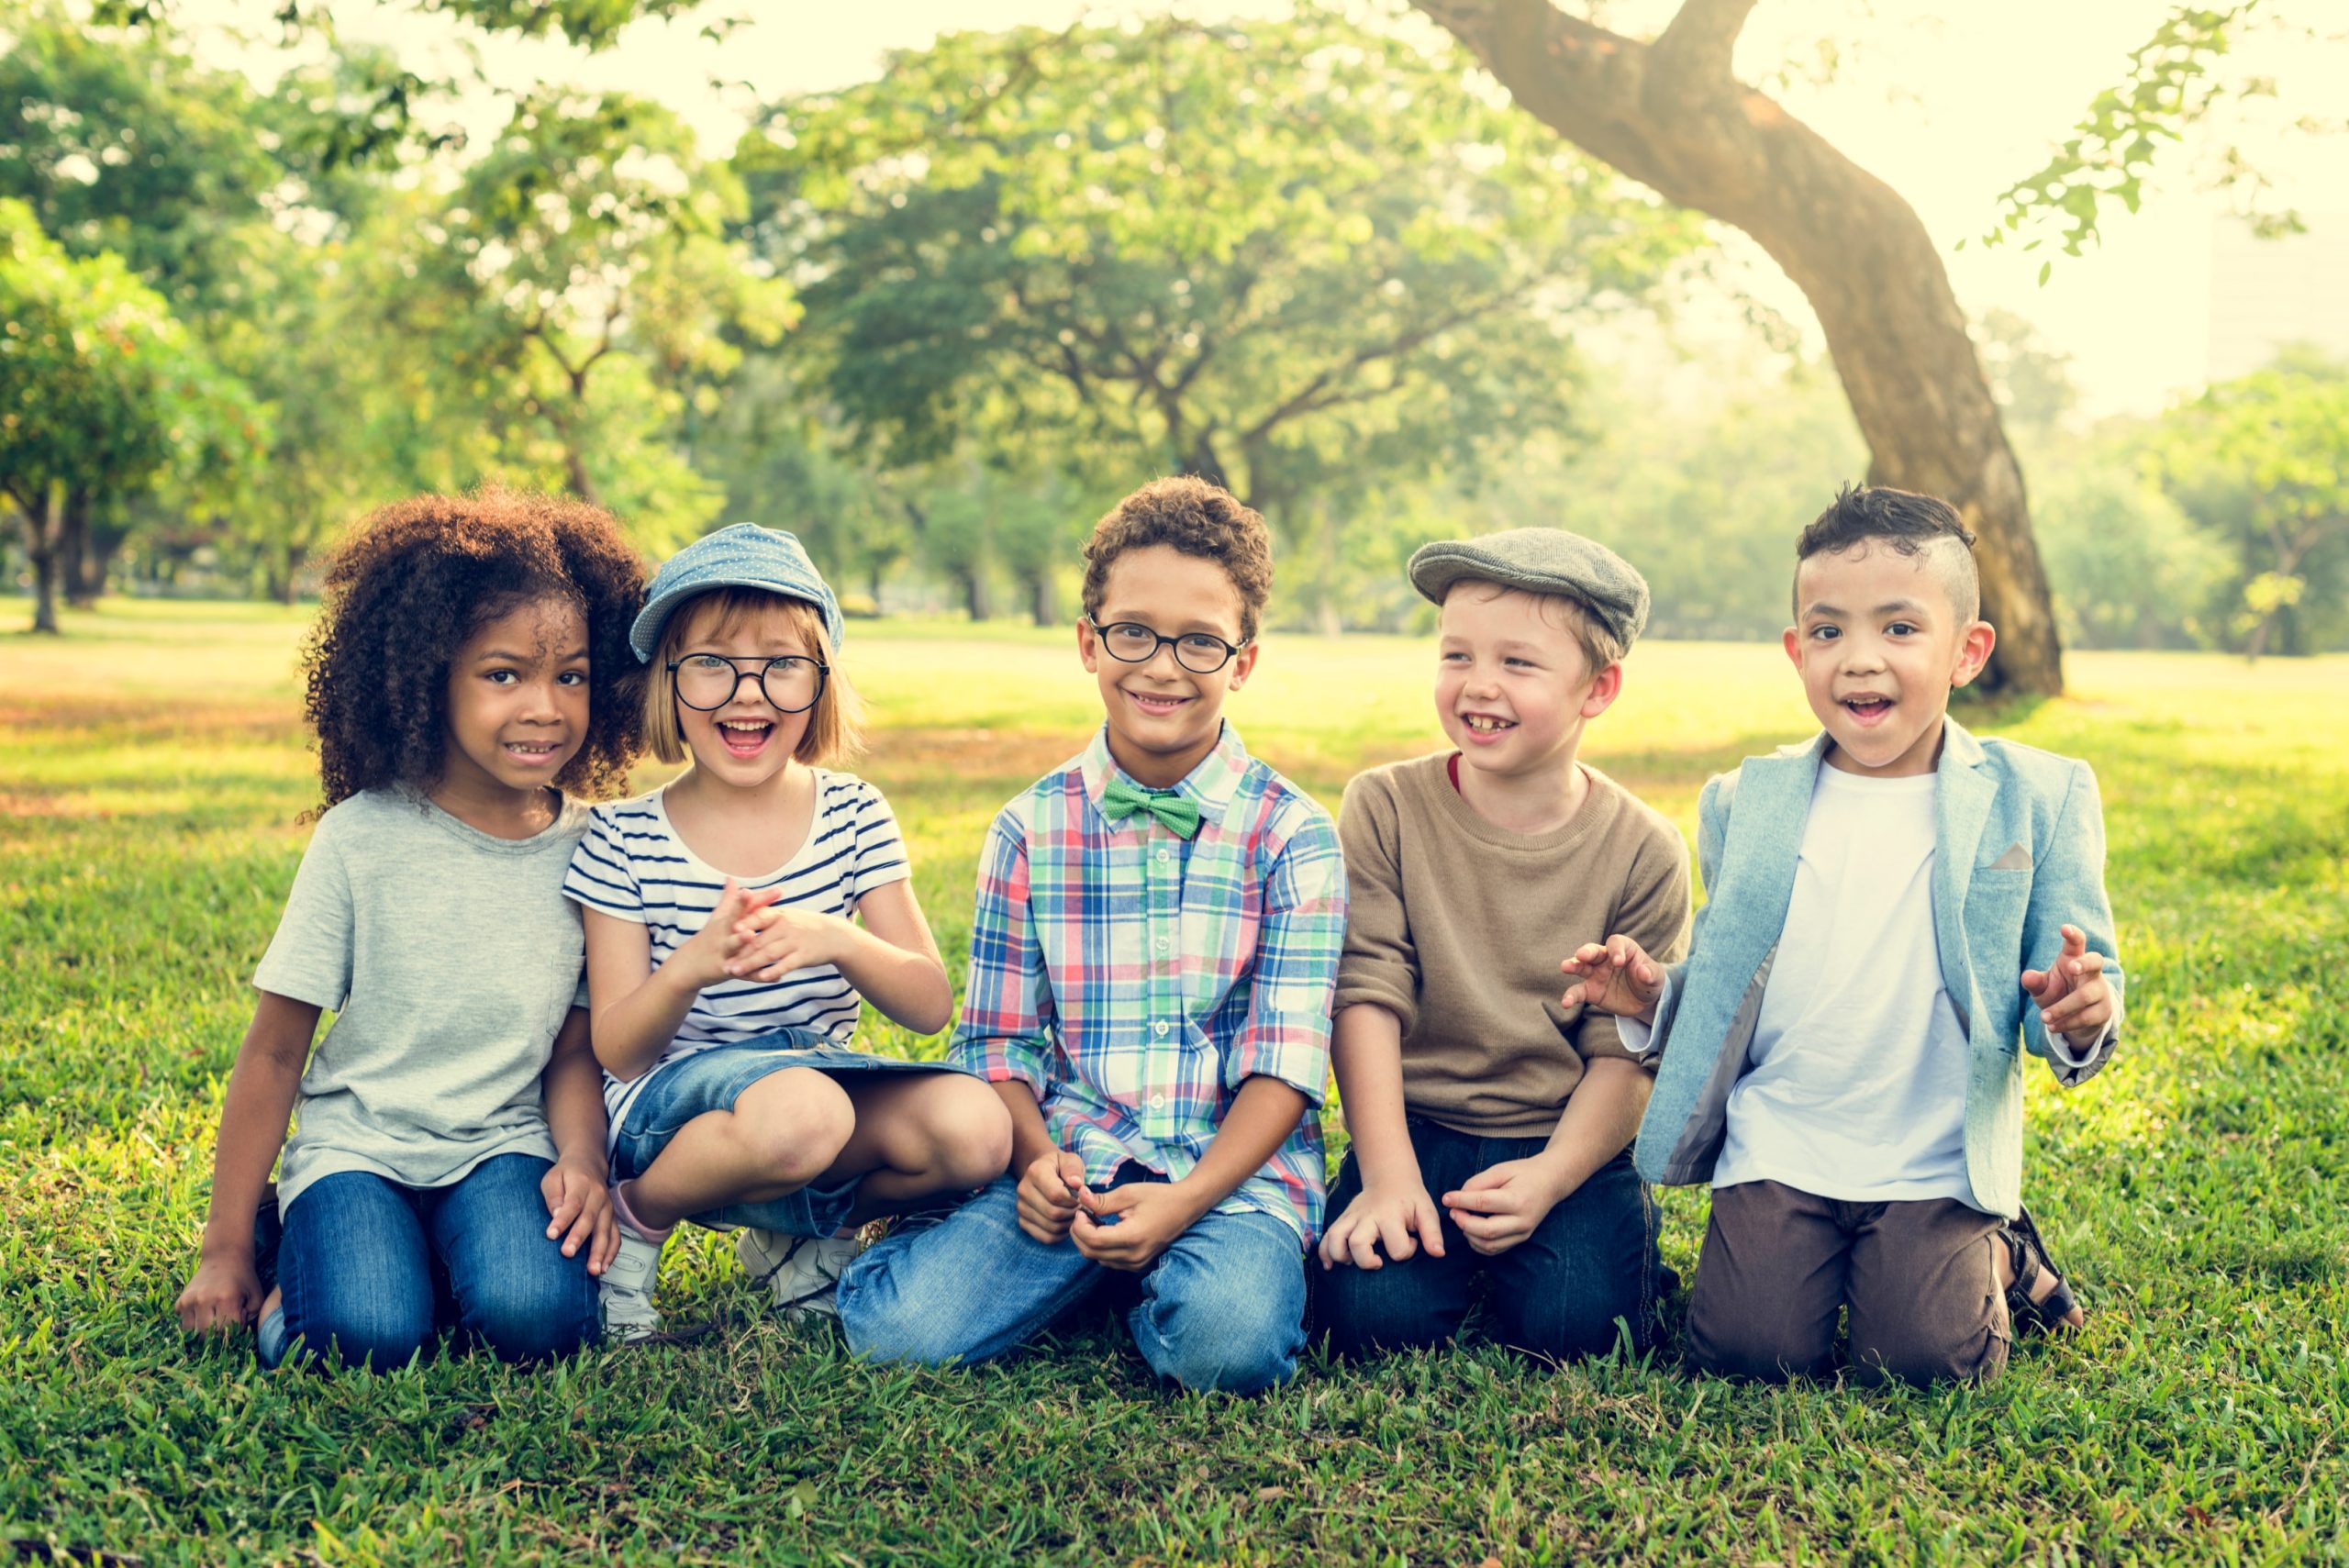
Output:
[562,771,912,1134]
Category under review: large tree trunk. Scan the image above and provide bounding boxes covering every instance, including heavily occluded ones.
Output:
[1410,0,2065,694]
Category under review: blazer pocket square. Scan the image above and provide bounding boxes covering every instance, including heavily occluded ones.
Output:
[1987,842,2032,872]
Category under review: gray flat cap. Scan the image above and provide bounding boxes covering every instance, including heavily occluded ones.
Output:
[1408,528,1650,651]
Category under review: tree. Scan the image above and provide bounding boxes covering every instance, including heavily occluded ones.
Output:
[397,90,796,548]
[0,201,255,631]
[1404,0,2076,692]
[2151,357,2349,659]
[744,6,1698,626]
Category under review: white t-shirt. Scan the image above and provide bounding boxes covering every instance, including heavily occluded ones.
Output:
[561,770,912,1142]
[1712,764,1975,1207]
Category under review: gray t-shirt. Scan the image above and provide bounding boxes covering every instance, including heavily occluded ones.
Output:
[254,787,590,1211]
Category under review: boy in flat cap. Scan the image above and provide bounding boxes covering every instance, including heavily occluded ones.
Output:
[1566,485,2118,1385]
[1316,527,1691,1362]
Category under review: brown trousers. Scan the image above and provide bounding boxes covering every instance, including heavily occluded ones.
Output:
[1686,1180,2010,1387]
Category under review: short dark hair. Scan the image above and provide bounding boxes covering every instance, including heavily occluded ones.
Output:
[1080,477,1272,641]
[1794,483,1981,623]
[300,487,647,817]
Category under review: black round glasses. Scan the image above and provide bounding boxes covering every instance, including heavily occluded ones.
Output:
[666,653,829,714]
[1086,616,1250,674]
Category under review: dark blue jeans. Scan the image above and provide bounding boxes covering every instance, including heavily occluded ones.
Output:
[1315,1119,1661,1363]
[262,1153,599,1371]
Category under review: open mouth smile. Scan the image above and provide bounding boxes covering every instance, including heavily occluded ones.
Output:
[716,717,774,758]
[1842,695,1895,728]
[1459,712,1517,741]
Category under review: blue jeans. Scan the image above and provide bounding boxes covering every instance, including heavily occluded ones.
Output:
[610,1033,962,1238]
[838,1167,1308,1395]
[259,1153,599,1371]
[1314,1119,1661,1362]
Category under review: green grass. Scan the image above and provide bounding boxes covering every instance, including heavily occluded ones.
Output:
[4,601,2346,1564]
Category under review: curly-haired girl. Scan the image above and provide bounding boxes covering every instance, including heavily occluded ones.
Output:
[176,488,648,1371]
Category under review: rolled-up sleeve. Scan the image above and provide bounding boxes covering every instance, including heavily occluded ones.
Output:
[1225,811,1347,1104]
[950,815,1056,1095]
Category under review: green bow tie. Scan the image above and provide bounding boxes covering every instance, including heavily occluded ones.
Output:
[1100,775,1202,839]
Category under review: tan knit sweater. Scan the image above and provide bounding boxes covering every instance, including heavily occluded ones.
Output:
[1333,753,1693,1138]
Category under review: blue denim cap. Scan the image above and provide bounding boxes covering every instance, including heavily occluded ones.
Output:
[629,522,846,664]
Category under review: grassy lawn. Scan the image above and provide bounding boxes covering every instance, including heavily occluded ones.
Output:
[4,599,2345,1564]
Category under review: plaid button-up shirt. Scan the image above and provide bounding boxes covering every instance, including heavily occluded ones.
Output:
[951,723,1347,1243]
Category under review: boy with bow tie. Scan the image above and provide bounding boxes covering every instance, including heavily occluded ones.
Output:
[839,477,1345,1393]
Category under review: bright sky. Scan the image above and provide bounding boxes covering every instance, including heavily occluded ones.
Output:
[189,0,2349,418]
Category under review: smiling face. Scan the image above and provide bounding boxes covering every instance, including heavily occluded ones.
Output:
[666,594,822,791]
[1434,583,1619,784]
[1786,540,1997,777]
[439,595,590,805]
[1078,543,1257,789]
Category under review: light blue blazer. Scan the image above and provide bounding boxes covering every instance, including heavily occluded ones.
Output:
[1634,719,2122,1218]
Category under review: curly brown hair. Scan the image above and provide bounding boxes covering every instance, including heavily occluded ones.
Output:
[1080,477,1272,641]
[299,488,649,817]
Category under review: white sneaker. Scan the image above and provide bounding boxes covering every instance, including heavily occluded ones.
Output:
[600,1225,667,1342]
[737,1227,860,1320]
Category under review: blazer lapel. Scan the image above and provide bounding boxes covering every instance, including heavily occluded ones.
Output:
[1721,734,1827,964]
[1932,719,1997,1012]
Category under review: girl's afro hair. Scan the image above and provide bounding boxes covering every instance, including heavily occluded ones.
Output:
[299,488,648,817]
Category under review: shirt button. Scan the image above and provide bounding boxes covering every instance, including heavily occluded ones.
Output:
[1150,1092,1166,1109]
[1154,937,1171,955]
[1155,848,1171,864]
[1153,1019,1169,1037]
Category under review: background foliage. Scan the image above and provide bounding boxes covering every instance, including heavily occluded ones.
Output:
[3,0,2343,651]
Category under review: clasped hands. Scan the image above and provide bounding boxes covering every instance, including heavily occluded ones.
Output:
[1015,1151,1208,1271]
[675,877,855,987]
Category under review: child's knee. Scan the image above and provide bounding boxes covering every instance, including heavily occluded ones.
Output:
[836,1249,974,1367]
[1142,1309,1300,1394]
[1685,1292,1833,1383]
[1138,1262,1306,1394]
[284,1296,434,1373]
[1849,1320,2009,1388]
[736,1069,856,1184]
[1313,1262,1460,1360]
[458,1265,600,1363]
[926,1082,1013,1187]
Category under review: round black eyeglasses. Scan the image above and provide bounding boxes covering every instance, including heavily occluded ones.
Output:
[1086,616,1251,674]
[667,653,829,714]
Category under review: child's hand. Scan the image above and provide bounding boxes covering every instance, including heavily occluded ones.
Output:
[177,1252,263,1335]
[726,905,852,983]
[674,878,781,988]
[1442,1159,1567,1256]
[1015,1150,1089,1244]
[1319,1180,1447,1271]
[2022,923,2117,1043]
[1072,1180,1204,1273]
[541,1155,619,1276]
[1562,935,1665,1024]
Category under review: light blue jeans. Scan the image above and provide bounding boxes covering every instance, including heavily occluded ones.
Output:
[838,1168,1308,1395]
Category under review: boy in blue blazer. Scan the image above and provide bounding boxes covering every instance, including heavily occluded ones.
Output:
[1564,484,2121,1385]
